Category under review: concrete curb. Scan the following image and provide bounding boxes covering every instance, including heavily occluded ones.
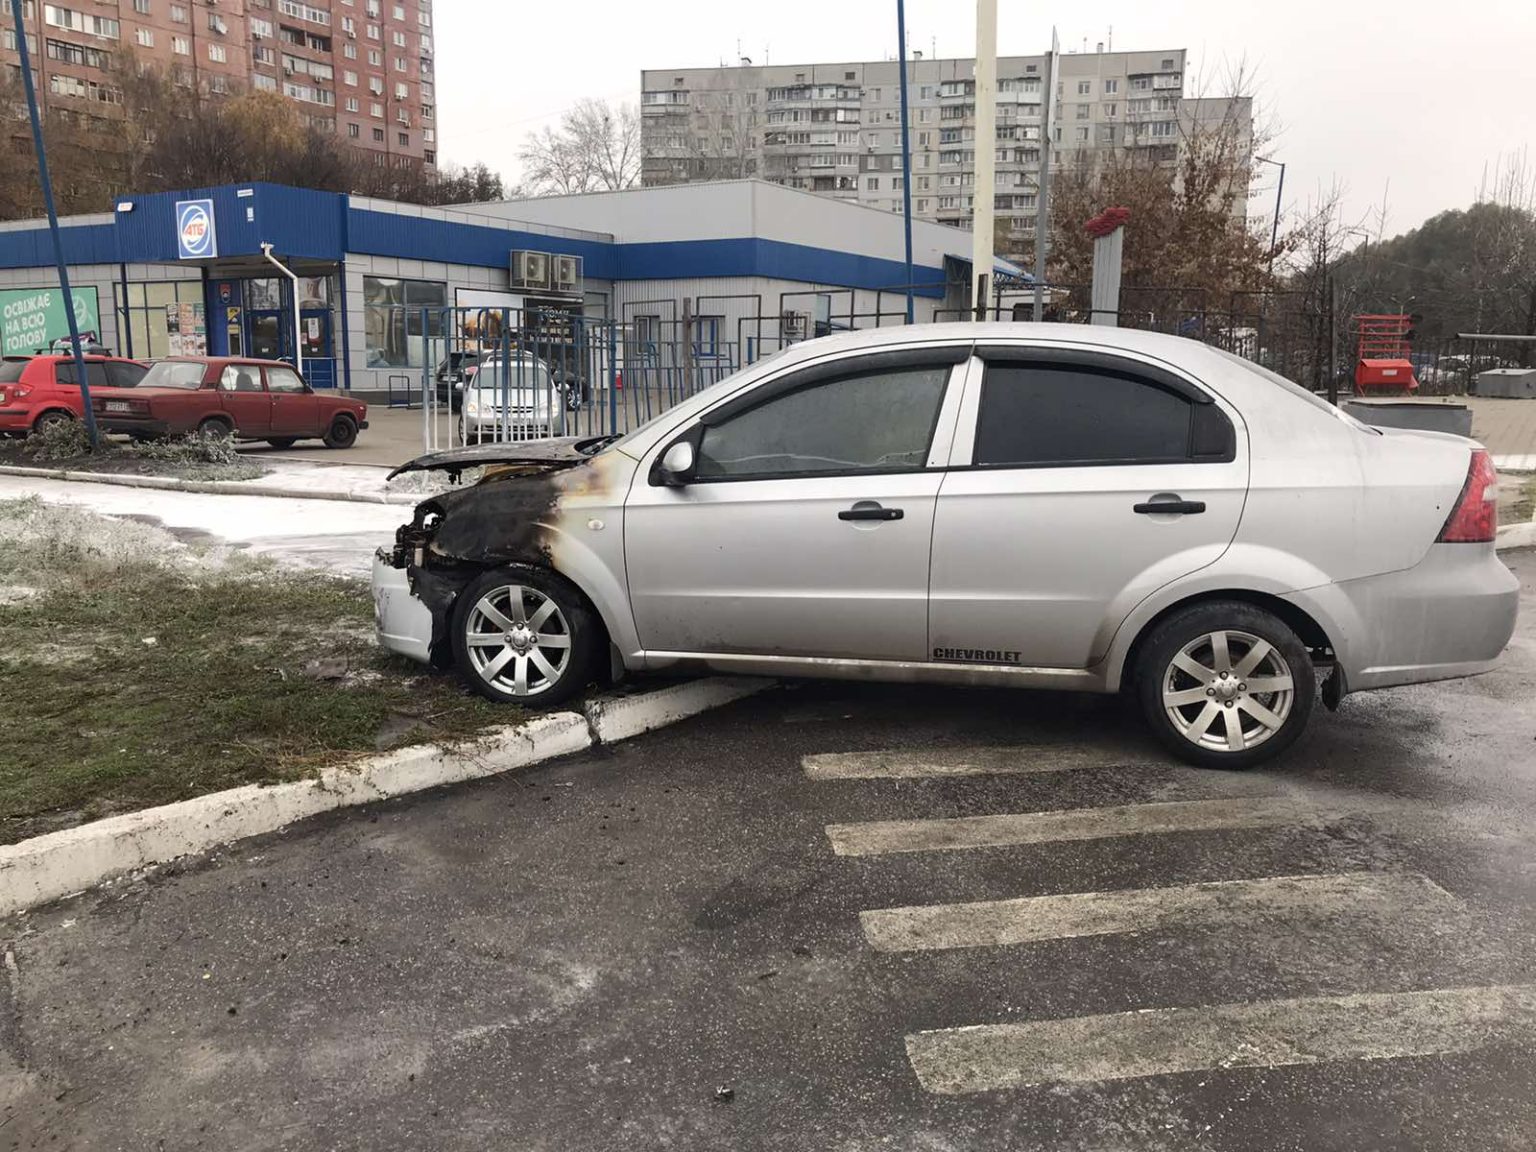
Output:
[1497,521,1536,551]
[585,677,773,744]
[0,464,418,506]
[0,678,773,917]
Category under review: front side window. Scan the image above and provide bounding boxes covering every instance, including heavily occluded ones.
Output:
[266,366,307,393]
[695,364,950,479]
[974,362,1201,467]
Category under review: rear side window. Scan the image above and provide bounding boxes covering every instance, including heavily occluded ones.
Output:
[53,361,110,389]
[106,362,147,388]
[696,365,950,479]
[0,360,27,384]
[974,362,1226,467]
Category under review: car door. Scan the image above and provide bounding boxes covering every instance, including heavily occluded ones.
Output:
[928,345,1248,670]
[624,345,970,662]
[216,365,272,435]
[264,364,322,435]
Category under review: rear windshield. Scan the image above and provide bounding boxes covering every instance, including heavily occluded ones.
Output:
[0,359,28,384]
[139,362,207,389]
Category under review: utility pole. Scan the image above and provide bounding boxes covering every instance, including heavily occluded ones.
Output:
[970,0,998,320]
[8,0,99,449]
[896,0,916,324]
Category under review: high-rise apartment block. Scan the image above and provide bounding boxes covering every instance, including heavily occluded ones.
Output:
[642,48,1248,253]
[2,0,438,168]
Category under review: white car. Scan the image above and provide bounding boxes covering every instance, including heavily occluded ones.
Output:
[458,353,562,443]
[375,324,1518,769]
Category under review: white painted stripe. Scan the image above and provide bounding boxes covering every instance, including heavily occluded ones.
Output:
[825,796,1309,857]
[804,745,1160,780]
[860,872,1456,952]
[905,985,1536,1094]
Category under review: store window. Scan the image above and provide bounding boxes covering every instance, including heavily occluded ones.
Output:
[363,276,444,368]
[113,279,203,360]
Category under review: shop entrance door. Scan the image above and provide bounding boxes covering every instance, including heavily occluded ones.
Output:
[248,311,285,360]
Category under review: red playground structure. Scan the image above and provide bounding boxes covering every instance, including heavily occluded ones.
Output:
[1353,314,1420,394]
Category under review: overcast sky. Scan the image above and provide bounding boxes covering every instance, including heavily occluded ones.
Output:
[435,0,1534,242]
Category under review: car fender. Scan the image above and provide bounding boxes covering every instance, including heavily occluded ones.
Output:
[1097,542,1354,690]
[544,519,643,659]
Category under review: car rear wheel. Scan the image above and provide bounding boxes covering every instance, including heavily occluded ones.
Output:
[267,437,298,449]
[33,410,73,432]
[196,417,233,441]
[450,565,596,707]
[322,415,357,449]
[1136,602,1315,770]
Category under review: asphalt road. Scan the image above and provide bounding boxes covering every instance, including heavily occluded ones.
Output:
[5,550,1535,1151]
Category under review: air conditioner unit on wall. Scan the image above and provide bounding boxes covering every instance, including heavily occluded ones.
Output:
[553,254,582,294]
[510,250,550,291]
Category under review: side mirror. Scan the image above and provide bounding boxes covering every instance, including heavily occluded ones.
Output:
[659,440,696,486]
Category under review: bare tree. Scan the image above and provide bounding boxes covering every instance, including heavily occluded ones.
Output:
[519,99,641,196]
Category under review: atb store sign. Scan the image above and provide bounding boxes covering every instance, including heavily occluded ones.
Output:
[176,199,218,260]
[0,287,101,357]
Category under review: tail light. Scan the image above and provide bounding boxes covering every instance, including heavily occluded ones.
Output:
[10,384,32,400]
[1437,449,1499,543]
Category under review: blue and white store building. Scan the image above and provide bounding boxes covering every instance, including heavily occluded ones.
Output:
[0,179,1014,395]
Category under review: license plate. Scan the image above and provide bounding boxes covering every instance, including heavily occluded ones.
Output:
[105,400,131,413]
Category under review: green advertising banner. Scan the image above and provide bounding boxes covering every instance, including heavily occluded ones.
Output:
[0,286,102,357]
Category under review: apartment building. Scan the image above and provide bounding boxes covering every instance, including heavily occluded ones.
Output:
[642,48,1248,253]
[1,0,438,168]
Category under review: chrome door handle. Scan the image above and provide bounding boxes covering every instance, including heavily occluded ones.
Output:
[1134,497,1206,515]
[839,503,904,522]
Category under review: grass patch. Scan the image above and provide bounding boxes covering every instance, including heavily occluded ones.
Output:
[0,498,514,844]
[0,423,265,482]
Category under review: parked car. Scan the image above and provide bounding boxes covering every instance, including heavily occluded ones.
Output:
[433,351,480,413]
[373,324,1518,770]
[91,357,369,449]
[458,353,562,444]
[0,354,148,436]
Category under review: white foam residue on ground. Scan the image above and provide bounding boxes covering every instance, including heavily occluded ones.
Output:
[0,476,406,576]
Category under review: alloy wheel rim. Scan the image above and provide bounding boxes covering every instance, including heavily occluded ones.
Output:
[1162,629,1295,754]
[464,584,573,697]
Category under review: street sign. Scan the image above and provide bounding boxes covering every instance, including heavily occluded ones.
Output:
[0,285,100,356]
[176,199,218,260]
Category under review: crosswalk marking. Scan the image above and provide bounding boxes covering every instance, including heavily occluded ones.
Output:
[860,871,1456,952]
[803,745,1161,780]
[825,796,1310,857]
[904,984,1536,1094]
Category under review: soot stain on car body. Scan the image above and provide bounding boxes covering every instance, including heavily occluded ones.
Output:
[383,439,625,657]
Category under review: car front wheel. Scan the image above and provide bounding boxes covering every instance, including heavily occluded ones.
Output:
[1136,602,1315,770]
[449,565,596,707]
[322,415,357,449]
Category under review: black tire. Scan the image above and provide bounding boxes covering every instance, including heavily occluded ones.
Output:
[196,417,233,441]
[322,415,357,449]
[1135,601,1315,770]
[450,565,598,707]
[33,410,73,432]
[267,437,299,449]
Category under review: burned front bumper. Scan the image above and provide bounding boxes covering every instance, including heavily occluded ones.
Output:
[371,548,435,664]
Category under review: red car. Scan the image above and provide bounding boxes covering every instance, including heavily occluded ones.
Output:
[0,355,149,435]
[91,357,369,449]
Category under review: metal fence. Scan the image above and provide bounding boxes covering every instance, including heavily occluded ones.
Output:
[386,296,1534,452]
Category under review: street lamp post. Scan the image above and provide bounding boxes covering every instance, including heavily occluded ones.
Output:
[1256,155,1285,277]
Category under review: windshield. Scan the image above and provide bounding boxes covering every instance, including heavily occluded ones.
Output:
[139,362,207,390]
[470,360,550,390]
[0,359,28,384]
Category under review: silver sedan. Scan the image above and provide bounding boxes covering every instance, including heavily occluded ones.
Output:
[374,324,1519,769]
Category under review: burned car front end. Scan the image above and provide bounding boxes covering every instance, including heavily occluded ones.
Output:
[371,438,636,669]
